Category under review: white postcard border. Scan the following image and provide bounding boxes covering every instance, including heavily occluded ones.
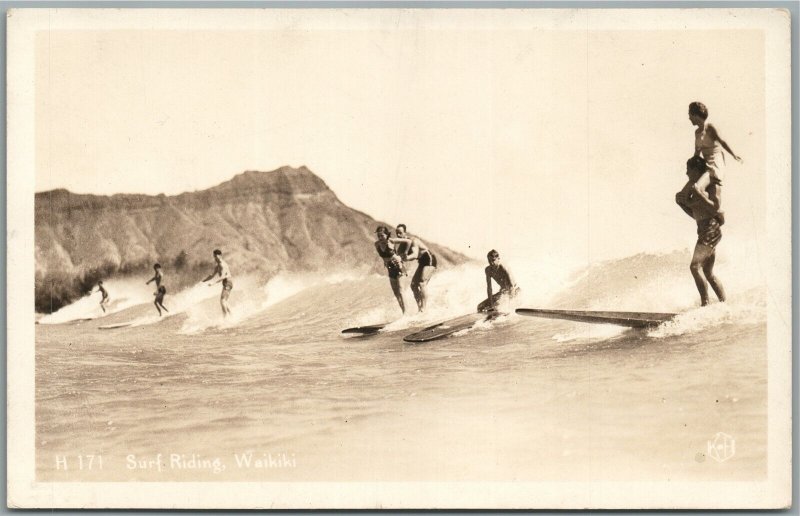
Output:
[7,7,792,509]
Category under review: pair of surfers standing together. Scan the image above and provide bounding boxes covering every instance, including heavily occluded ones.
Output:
[374,224,519,315]
[374,101,742,314]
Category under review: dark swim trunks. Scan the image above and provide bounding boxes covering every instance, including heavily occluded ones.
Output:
[387,262,407,279]
[223,278,233,291]
[418,250,438,268]
[697,217,722,248]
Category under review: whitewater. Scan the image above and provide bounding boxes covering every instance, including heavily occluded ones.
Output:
[35,246,767,482]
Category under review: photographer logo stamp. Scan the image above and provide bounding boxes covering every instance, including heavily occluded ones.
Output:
[707,432,736,463]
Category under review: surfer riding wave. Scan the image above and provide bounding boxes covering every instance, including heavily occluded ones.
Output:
[477,249,520,312]
[374,226,408,314]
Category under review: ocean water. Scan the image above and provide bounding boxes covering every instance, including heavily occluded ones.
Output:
[35,251,767,482]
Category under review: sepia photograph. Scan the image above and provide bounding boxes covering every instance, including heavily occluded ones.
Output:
[6,6,792,509]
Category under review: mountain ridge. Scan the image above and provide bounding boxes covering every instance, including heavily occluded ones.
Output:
[35,166,469,312]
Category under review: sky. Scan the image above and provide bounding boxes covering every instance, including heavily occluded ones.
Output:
[34,9,770,266]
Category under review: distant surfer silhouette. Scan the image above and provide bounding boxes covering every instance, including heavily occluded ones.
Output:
[477,249,520,312]
[687,101,743,221]
[395,224,437,313]
[676,156,726,306]
[203,249,233,317]
[95,281,110,313]
[374,226,407,314]
[146,263,169,316]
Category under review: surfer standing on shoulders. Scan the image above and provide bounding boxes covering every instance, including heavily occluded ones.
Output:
[477,249,520,312]
[675,156,726,307]
[95,281,110,313]
[146,263,169,316]
[202,249,233,317]
[395,224,438,313]
[686,101,743,222]
[374,226,407,314]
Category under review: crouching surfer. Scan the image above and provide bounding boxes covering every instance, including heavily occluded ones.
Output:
[374,226,408,314]
[477,249,520,312]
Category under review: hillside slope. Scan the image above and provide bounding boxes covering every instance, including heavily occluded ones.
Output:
[35,166,468,311]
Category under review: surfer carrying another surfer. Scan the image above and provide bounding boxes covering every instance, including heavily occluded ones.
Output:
[202,249,233,317]
[374,226,408,314]
[395,224,438,313]
[676,156,727,307]
[146,263,169,317]
[96,281,110,313]
[477,249,520,312]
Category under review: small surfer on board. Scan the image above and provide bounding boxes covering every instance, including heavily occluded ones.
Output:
[477,249,520,312]
[146,263,169,316]
[686,101,743,222]
[395,224,438,313]
[676,156,727,307]
[202,249,233,317]
[95,281,110,313]
[374,226,407,314]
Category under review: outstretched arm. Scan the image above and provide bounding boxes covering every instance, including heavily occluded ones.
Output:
[709,124,742,162]
[387,237,412,246]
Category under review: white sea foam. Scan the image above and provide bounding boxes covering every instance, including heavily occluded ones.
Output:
[38,278,154,324]
[647,287,766,338]
[127,281,224,328]
[179,270,364,333]
[553,324,628,343]
[545,242,768,343]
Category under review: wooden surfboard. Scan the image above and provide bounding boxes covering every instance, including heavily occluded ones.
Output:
[403,311,503,343]
[341,323,390,335]
[515,308,676,328]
